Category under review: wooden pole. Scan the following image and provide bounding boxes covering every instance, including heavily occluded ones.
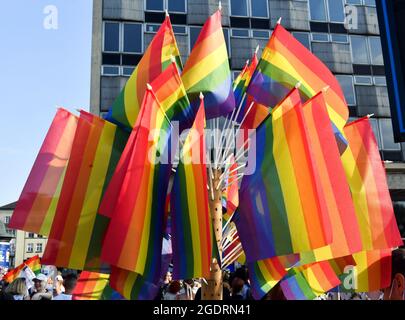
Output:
[202,168,223,300]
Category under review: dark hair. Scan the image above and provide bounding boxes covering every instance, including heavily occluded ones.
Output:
[231,277,244,295]
[392,248,405,279]
[234,266,249,283]
[63,274,78,292]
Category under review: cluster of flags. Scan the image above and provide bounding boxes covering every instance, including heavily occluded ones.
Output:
[6,8,403,301]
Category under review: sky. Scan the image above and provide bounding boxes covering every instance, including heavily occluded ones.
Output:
[0,1,93,206]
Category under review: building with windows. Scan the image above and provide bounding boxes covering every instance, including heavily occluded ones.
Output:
[90,0,405,237]
[0,202,48,268]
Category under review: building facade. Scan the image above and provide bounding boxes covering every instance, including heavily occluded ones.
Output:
[90,0,405,236]
[0,202,48,268]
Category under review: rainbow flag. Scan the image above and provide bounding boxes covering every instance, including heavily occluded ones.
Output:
[222,156,239,218]
[235,88,332,262]
[248,23,349,135]
[108,16,182,128]
[341,118,403,251]
[3,255,41,283]
[281,260,341,300]
[248,254,300,300]
[9,109,78,236]
[170,99,212,280]
[41,111,128,271]
[233,51,258,108]
[299,92,362,264]
[72,271,110,300]
[181,10,235,119]
[339,249,392,292]
[101,86,172,275]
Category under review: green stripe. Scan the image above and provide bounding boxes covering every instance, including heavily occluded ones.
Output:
[112,88,131,129]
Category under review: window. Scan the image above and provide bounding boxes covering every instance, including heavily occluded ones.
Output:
[374,76,387,86]
[364,0,376,6]
[231,29,250,38]
[309,0,346,23]
[173,25,187,34]
[123,67,135,76]
[327,0,345,23]
[146,0,164,11]
[189,26,202,51]
[354,75,373,85]
[252,30,270,39]
[28,233,35,238]
[346,0,362,4]
[350,35,370,64]
[37,234,43,239]
[230,0,269,18]
[331,34,349,43]
[309,0,327,21]
[369,118,382,148]
[293,32,311,50]
[223,28,231,57]
[336,75,356,105]
[104,22,120,52]
[36,243,43,253]
[102,66,120,76]
[379,119,401,151]
[346,0,375,5]
[4,216,10,224]
[368,37,384,65]
[145,24,160,33]
[167,0,186,13]
[27,243,33,253]
[312,33,329,42]
[123,24,142,53]
[232,71,241,81]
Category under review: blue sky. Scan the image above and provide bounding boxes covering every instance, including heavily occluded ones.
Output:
[0,1,93,206]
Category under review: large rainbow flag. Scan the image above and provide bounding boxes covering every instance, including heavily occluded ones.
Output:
[235,88,333,262]
[101,87,172,275]
[341,118,403,251]
[108,15,182,128]
[9,109,78,235]
[247,23,349,135]
[3,255,41,283]
[182,10,235,119]
[41,111,128,271]
[170,99,212,280]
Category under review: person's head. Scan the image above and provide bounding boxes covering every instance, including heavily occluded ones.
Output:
[263,282,286,300]
[231,277,245,296]
[63,274,78,294]
[384,248,405,300]
[5,278,27,296]
[164,272,172,284]
[33,273,48,292]
[168,280,181,294]
[234,266,249,284]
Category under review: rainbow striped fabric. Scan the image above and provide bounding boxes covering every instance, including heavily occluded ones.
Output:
[299,92,362,264]
[341,118,403,251]
[109,16,182,128]
[182,10,235,119]
[281,260,341,300]
[41,111,128,271]
[235,88,333,262]
[233,52,258,109]
[248,254,300,300]
[222,156,239,218]
[170,99,212,280]
[3,255,41,283]
[9,109,78,236]
[72,271,110,300]
[248,23,349,134]
[101,87,172,275]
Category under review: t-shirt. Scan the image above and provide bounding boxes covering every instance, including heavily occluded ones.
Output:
[53,293,73,300]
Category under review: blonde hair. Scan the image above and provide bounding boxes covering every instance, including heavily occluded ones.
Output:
[5,278,27,296]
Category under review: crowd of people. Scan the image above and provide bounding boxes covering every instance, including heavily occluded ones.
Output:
[0,248,404,301]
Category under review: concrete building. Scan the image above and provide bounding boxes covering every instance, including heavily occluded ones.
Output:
[0,202,48,268]
[89,0,405,236]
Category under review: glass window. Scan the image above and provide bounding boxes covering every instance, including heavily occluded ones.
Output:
[346,0,361,4]
[250,0,269,18]
[369,118,382,149]
[123,67,135,76]
[331,34,349,43]
[354,76,373,85]
[123,23,142,53]
[104,22,120,52]
[379,119,401,150]
[231,29,250,37]
[336,75,356,105]
[369,37,384,65]
[312,33,329,42]
[173,25,187,34]
[102,66,120,76]
[37,234,43,238]
[36,243,43,253]
[223,28,231,57]
[309,0,327,21]
[351,35,370,64]
[4,216,10,224]
[168,0,186,13]
[27,243,33,253]
[28,233,35,238]
[230,0,248,16]
[293,32,311,50]
[328,0,345,22]
[145,24,160,33]
[374,76,387,86]
[252,30,270,39]
[146,0,164,11]
[233,71,241,81]
[364,0,376,6]
[189,27,202,51]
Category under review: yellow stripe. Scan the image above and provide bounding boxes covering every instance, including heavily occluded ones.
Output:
[182,43,228,90]
[303,267,323,295]
[341,146,373,249]
[353,251,368,291]
[124,67,140,126]
[272,106,311,252]
[69,122,116,268]
[123,272,137,299]
[258,261,278,292]
[161,86,185,112]
[161,42,180,63]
